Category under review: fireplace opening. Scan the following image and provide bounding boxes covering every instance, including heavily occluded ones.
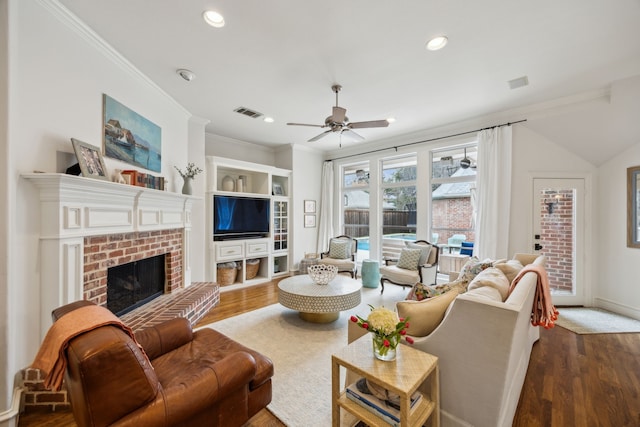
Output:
[107,254,166,316]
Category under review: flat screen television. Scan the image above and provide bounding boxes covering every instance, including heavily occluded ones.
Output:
[213,195,270,240]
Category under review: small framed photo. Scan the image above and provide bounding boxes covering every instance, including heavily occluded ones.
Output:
[71,138,109,181]
[304,214,316,228]
[272,182,284,196]
[304,200,316,213]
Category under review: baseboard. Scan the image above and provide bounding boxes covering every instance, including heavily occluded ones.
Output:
[593,297,640,321]
[0,387,23,427]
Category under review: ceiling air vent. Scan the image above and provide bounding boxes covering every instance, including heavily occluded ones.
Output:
[234,107,263,119]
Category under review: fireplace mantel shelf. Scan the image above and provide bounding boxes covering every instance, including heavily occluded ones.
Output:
[23,173,200,239]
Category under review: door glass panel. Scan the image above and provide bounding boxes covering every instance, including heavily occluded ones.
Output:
[381,156,417,258]
[538,187,576,295]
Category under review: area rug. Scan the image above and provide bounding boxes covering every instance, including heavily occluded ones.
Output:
[198,285,408,427]
[555,307,640,334]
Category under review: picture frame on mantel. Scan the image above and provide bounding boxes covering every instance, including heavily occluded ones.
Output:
[71,138,110,181]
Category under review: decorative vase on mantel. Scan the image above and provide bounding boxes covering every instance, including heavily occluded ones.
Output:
[182,177,193,195]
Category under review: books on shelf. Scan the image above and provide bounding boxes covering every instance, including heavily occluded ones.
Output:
[345,379,421,426]
[121,170,165,190]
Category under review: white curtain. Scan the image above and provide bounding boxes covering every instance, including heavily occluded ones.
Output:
[475,126,512,260]
[316,161,334,253]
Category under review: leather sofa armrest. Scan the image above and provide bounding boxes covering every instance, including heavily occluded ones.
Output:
[211,351,257,397]
[135,317,193,360]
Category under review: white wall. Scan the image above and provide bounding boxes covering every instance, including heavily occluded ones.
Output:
[596,143,640,319]
[188,117,209,281]
[205,133,277,166]
[2,0,194,417]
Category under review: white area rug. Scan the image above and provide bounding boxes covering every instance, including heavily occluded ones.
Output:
[200,284,408,427]
[555,307,640,334]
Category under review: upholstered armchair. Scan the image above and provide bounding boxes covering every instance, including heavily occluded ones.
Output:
[379,240,439,293]
[49,300,273,427]
[318,235,358,278]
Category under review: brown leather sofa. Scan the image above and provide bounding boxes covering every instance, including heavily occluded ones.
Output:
[52,300,273,427]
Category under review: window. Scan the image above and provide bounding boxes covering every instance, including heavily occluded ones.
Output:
[381,155,417,258]
[342,162,370,261]
[431,145,477,252]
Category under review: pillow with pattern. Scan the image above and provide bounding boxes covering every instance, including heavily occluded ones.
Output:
[459,257,494,282]
[328,238,351,259]
[406,282,438,301]
[396,248,423,270]
[405,242,431,266]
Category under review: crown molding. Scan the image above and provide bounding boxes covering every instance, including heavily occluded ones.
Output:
[37,0,192,118]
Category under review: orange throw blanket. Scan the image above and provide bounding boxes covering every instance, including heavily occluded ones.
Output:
[509,264,559,329]
[31,304,145,391]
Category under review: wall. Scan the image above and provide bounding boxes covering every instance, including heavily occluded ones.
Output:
[205,133,277,166]
[2,0,194,419]
[596,142,640,319]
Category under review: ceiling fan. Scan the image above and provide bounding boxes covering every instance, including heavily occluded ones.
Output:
[287,84,389,143]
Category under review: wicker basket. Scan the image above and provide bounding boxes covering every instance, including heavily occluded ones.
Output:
[246,259,260,280]
[217,262,238,286]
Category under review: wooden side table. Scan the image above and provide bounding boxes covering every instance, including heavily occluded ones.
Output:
[332,334,439,426]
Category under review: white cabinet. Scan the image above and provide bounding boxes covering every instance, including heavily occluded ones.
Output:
[206,157,291,286]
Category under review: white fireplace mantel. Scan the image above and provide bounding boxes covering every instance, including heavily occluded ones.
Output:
[23,173,198,338]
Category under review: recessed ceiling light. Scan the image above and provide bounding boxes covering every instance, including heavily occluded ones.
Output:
[263,117,274,123]
[426,35,448,51]
[203,10,225,28]
[176,69,195,81]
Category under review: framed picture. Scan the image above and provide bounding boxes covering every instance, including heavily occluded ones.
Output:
[102,94,162,172]
[304,200,316,213]
[272,182,284,196]
[71,138,110,181]
[304,214,316,228]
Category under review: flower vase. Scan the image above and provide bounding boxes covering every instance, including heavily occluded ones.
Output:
[182,177,193,195]
[372,334,398,361]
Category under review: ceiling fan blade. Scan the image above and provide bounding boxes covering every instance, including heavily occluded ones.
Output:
[332,106,346,124]
[341,129,365,141]
[287,122,325,128]
[308,129,333,142]
[349,119,390,129]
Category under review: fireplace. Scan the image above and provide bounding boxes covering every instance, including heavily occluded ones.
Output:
[107,254,166,316]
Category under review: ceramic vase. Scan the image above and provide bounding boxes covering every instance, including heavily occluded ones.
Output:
[182,177,193,195]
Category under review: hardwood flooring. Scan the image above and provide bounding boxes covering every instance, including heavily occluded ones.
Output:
[19,280,640,427]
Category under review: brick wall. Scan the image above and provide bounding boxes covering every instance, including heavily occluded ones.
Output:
[83,229,184,306]
[432,198,475,243]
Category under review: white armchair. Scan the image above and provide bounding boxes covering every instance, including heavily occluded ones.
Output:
[318,235,358,278]
[379,240,439,294]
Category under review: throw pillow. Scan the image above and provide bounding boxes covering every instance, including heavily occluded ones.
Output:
[396,248,423,271]
[396,288,459,337]
[328,238,351,259]
[405,282,438,301]
[405,242,432,266]
[467,267,510,301]
[494,259,524,283]
[459,257,494,282]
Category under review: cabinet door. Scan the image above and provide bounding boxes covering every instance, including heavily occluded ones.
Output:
[273,200,288,251]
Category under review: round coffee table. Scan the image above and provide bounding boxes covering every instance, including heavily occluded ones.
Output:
[278,274,362,323]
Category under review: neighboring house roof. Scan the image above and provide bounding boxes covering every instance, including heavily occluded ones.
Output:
[432,167,476,199]
[344,190,394,209]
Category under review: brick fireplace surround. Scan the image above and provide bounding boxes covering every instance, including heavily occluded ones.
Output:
[22,174,220,411]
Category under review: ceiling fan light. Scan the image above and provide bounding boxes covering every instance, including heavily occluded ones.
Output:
[386,117,396,123]
[203,10,225,28]
[426,35,448,51]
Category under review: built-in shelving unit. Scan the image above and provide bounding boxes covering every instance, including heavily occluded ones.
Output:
[206,156,291,287]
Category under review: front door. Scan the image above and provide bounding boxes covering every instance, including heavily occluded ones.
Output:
[532,178,586,306]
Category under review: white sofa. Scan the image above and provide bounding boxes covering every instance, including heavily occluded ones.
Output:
[348,253,543,427]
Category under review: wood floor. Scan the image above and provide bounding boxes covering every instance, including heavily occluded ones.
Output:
[19,280,640,427]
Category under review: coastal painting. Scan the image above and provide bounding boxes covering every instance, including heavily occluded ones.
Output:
[102,94,162,172]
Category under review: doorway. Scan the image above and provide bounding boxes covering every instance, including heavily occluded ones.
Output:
[532,178,586,306]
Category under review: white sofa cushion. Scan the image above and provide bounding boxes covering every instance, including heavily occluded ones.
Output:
[467,267,510,301]
[494,259,524,283]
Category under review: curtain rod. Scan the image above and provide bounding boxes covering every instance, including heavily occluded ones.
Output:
[326,119,527,162]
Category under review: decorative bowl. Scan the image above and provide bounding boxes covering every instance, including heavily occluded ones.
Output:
[307,264,338,285]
